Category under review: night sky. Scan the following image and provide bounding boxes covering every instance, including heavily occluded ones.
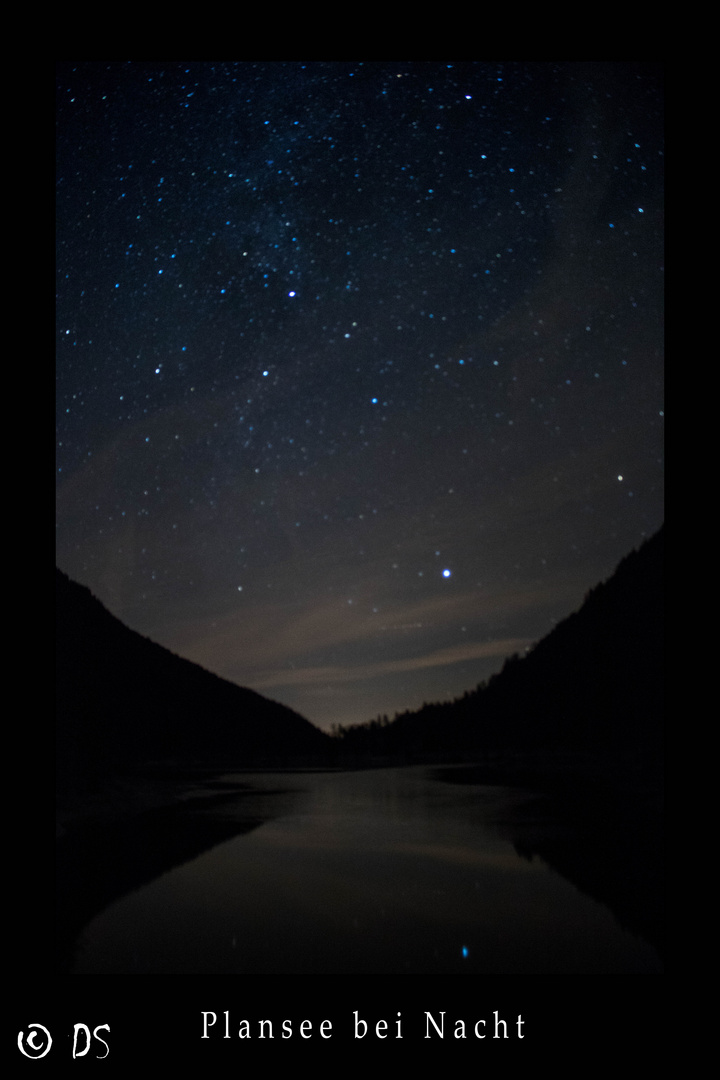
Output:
[55,61,664,734]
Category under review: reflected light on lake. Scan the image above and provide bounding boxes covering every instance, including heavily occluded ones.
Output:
[71,767,662,974]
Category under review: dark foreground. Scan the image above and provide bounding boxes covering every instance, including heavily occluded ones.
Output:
[57,757,663,973]
[431,757,663,963]
[56,770,297,973]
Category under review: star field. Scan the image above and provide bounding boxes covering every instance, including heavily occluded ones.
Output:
[56,61,664,732]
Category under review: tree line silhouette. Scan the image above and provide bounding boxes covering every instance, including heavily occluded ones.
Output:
[57,525,662,792]
[330,526,663,771]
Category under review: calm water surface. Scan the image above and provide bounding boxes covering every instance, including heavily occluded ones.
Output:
[72,766,661,974]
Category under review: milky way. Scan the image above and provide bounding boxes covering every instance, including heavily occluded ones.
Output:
[56,61,664,731]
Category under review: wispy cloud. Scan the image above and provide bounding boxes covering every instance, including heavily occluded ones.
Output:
[167,577,558,677]
[247,636,533,692]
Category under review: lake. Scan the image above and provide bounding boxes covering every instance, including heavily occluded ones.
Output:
[69,765,662,974]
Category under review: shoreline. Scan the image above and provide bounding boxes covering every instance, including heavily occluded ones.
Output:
[56,769,289,974]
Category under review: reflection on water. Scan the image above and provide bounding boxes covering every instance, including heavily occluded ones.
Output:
[71,767,662,974]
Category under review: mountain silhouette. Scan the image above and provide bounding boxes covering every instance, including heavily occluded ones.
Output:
[334,525,664,767]
[327,528,664,960]
[55,531,663,971]
[56,568,331,805]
